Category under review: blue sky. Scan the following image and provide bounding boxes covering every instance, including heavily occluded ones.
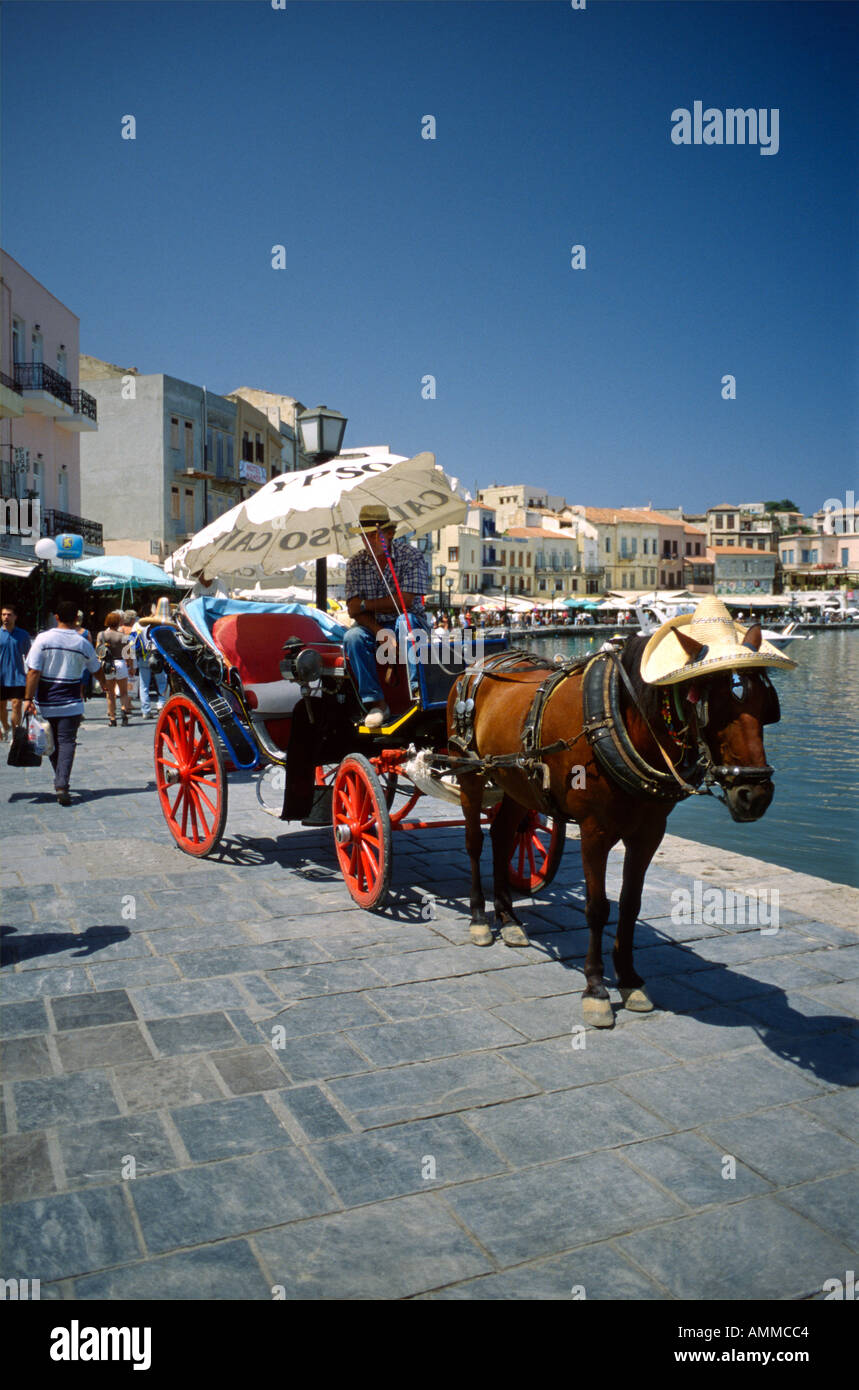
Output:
[2,0,855,513]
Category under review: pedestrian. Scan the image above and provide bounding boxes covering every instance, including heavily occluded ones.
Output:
[75,610,94,708]
[343,504,430,728]
[23,598,103,805]
[95,611,132,726]
[132,597,173,719]
[0,604,32,742]
[120,609,139,704]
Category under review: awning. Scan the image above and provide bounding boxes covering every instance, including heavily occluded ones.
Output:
[0,554,37,579]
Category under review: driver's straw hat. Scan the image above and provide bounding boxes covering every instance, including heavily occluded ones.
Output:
[349,504,396,536]
[640,596,797,686]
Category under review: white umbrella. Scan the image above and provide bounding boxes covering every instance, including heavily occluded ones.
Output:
[180,449,467,579]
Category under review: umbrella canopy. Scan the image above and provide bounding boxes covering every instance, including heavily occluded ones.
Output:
[73,555,180,587]
[179,449,467,579]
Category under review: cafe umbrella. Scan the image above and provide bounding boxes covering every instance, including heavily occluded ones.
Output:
[179,449,468,583]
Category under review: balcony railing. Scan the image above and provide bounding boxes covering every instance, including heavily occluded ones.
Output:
[72,388,97,422]
[0,369,22,395]
[43,508,103,547]
[15,361,73,406]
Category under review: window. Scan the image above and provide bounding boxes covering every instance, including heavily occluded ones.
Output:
[570,578,578,592]
[57,349,67,379]
[555,579,563,591]
[206,428,213,469]
[31,331,43,364]
[726,514,735,529]
[448,547,458,562]
[227,437,234,476]
[605,536,611,553]
[170,417,180,450]
[171,487,180,520]
[538,579,547,591]
[184,421,194,466]
[672,540,678,556]
[242,431,252,462]
[216,432,225,477]
[695,542,701,556]
[255,432,264,463]
[184,488,194,529]
[526,553,532,566]
[841,548,849,567]
[12,317,24,363]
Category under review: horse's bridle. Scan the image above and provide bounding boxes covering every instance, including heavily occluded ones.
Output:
[609,650,775,802]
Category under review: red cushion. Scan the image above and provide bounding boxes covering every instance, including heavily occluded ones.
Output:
[212,614,340,686]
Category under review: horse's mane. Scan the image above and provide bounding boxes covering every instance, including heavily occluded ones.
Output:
[619,635,664,723]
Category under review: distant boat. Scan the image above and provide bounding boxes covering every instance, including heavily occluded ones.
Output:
[635,604,812,647]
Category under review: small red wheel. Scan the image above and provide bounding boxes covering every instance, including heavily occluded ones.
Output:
[508,811,565,894]
[154,695,227,856]
[331,754,392,910]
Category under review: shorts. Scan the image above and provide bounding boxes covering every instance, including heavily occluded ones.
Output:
[105,659,129,681]
[0,684,25,701]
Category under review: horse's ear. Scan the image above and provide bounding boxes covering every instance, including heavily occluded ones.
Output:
[742,623,763,652]
[675,629,708,663]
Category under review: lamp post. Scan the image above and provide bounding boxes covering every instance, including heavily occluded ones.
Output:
[502,583,508,625]
[295,406,347,611]
[435,563,446,614]
[446,577,454,616]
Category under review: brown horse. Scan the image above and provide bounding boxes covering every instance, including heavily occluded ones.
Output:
[447,631,780,1027]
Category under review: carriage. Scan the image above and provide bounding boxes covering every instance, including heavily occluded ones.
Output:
[147,595,567,911]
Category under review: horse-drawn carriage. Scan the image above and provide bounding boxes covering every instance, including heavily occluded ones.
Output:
[147,595,566,911]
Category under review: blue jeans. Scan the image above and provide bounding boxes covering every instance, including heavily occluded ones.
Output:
[344,614,427,706]
[138,659,168,714]
[46,715,82,791]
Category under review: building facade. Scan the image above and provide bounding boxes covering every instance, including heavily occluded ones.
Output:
[574,507,686,592]
[778,531,859,591]
[1,251,101,570]
[707,503,779,553]
[79,361,296,561]
[709,544,778,595]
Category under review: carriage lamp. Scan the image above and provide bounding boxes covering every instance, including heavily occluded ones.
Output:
[295,648,324,684]
[280,637,304,679]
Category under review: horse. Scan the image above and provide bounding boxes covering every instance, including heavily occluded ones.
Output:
[447,626,781,1027]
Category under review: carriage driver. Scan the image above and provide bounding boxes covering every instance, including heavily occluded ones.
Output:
[344,504,430,728]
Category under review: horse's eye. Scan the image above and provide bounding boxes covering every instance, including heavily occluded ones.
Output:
[731,673,745,700]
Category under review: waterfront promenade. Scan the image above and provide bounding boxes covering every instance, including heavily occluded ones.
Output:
[1,715,856,1300]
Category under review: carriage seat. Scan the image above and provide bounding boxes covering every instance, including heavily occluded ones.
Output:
[211,613,344,716]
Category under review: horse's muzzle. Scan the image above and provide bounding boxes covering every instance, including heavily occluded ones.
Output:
[725,778,774,822]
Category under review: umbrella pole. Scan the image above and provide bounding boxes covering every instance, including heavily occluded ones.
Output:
[315,557,327,613]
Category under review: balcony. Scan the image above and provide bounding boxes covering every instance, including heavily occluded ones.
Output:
[14,364,98,430]
[43,508,104,548]
[0,369,24,419]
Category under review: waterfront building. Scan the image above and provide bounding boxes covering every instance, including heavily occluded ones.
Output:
[706,502,779,553]
[572,507,686,593]
[683,524,714,592]
[778,530,859,592]
[79,360,304,562]
[708,544,778,596]
[0,250,102,578]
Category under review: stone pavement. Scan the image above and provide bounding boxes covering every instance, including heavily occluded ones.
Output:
[1,707,857,1300]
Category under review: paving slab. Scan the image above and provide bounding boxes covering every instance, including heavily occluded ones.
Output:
[73,1240,271,1300]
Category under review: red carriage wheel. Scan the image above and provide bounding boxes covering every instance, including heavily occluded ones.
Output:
[331,754,392,910]
[507,811,566,894]
[154,695,228,856]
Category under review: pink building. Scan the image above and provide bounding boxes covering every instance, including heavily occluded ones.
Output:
[0,250,100,551]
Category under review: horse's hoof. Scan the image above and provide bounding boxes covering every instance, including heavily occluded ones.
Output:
[470,922,493,947]
[500,922,530,948]
[619,986,654,1012]
[582,996,615,1028]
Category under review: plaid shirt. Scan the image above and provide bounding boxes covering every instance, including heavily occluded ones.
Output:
[345,537,429,619]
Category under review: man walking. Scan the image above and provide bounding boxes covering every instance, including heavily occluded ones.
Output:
[23,599,103,806]
[344,505,430,728]
[0,604,31,741]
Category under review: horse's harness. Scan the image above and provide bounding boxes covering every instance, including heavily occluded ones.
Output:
[449,644,779,808]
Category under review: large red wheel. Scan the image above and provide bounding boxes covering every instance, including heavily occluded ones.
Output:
[154,695,227,856]
[331,754,392,910]
[507,811,566,894]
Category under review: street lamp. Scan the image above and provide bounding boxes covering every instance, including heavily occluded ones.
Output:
[502,583,508,624]
[446,577,454,614]
[435,563,446,613]
[296,406,348,610]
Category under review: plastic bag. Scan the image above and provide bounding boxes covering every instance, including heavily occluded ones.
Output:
[31,717,55,758]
